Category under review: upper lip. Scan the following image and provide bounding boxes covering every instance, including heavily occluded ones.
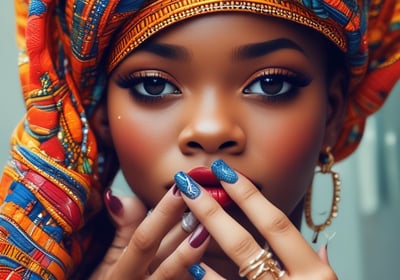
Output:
[165,166,222,191]
[165,165,262,191]
[188,166,222,187]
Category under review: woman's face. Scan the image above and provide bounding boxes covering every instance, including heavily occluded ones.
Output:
[107,13,339,225]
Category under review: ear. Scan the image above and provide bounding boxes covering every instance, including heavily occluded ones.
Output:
[322,71,347,149]
[90,98,114,148]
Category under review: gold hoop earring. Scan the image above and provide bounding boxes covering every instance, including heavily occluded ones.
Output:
[305,146,341,243]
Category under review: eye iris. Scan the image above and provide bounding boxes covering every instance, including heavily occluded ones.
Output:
[144,77,165,95]
[261,76,284,95]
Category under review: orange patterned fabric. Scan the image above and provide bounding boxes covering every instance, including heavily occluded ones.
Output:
[0,0,399,278]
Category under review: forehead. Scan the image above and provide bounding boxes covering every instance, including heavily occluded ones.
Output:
[135,13,326,60]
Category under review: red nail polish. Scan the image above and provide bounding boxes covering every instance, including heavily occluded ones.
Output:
[105,189,123,216]
[172,184,181,196]
[189,224,209,248]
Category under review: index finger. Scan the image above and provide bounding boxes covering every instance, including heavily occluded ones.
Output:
[211,159,324,274]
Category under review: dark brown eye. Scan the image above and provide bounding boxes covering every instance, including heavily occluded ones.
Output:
[116,73,181,101]
[143,77,168,96]
[259,76,286,95]
[244,75,292,96]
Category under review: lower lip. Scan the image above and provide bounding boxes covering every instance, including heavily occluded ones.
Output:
[187,167,234,208]
[205,187,233,208]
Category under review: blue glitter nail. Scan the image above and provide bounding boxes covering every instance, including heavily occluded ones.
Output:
[211,159,238,184]
[174,171,201,199]
[189,264,206,280]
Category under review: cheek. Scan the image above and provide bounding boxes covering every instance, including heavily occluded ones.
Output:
[269,112,324,167]
[248,96,327,212]
[107,90,178,203]
[109,110,158,167]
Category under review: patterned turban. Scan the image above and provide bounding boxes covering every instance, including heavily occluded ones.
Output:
[0,0,399,278]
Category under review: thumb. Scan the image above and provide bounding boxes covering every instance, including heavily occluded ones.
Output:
[90,189,148,279]
[104,188,148,248]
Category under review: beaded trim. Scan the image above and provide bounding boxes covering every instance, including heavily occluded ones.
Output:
[108,0,346,72]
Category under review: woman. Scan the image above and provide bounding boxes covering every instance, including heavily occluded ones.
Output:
[0,0,399,279]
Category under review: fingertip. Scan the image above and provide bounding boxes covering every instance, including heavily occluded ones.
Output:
[189,263,206,280]
[211,159,238,184]
[105,188,123,216]
[104,188,148,228]
[317,243,330,264]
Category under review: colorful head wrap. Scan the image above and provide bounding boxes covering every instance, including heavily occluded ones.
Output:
[0,0,399,278]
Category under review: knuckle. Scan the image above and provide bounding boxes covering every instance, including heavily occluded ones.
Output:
[237,184,259,203]
[201,200,221,219]
[131,227,154,253]
[262,210,291,235]
[231,235,258,263]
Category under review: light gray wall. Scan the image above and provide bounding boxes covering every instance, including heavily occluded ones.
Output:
[0,1,24,167]
[1,1,399,279]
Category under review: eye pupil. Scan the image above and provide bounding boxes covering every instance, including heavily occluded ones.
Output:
[261,77,283,95]
[144,77,165,95]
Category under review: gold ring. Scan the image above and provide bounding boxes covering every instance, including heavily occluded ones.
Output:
[239,248,285,280]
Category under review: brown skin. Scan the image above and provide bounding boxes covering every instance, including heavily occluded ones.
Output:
[94,13,345,279]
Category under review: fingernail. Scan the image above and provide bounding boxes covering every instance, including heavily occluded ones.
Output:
[189,263,206,280]
[211,159,238,184]
[181,212,198,233]
[172,184,181,197]
[105,189,123,216]
[189,224,209,248]
[174,171,201,199]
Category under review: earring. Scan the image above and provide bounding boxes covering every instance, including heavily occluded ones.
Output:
[305,146,341,243]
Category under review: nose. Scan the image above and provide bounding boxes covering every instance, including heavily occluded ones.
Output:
[178,99,246,155]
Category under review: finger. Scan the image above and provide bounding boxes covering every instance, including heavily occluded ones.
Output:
[211,159,322,274]
[113,185,187,278]
[90,190,148,279]
[150,224,211,280]
[150,212,199,271]
[317,244,330,265]
[189,263,226,280]
[104,189,148,248]
[174,171,263,273]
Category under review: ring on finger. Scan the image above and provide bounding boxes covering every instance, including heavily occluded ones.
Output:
[181,212,198,233]
[239,248,285,280]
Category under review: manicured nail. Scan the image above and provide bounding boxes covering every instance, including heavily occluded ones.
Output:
[181,212,198,233]
[189,224,209,248]
[104,189,123,216]
[211,159,238,183]
[172,184,181,196]
[317,243,330,263]
[189,263,206,280]
[174,171,201,199]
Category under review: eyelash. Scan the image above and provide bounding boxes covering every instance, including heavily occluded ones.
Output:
[115,68,311,104]
[116,71,181,104]
[243,68,311,103]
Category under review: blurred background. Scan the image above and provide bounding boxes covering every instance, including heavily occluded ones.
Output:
[1,2,399,279]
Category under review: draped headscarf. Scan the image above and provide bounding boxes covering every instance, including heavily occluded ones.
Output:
[0,0,399,278]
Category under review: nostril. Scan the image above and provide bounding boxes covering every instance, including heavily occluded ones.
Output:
[219,141,237,150]
[188,141,203,149]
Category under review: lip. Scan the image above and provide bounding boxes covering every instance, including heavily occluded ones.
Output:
[188,166,233,208]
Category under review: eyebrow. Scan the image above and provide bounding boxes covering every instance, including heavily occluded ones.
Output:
[233,38,306,60]
[137,41,190,60]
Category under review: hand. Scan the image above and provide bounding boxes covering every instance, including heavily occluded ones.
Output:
[89,187,222,280]
[174,159,338,280]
